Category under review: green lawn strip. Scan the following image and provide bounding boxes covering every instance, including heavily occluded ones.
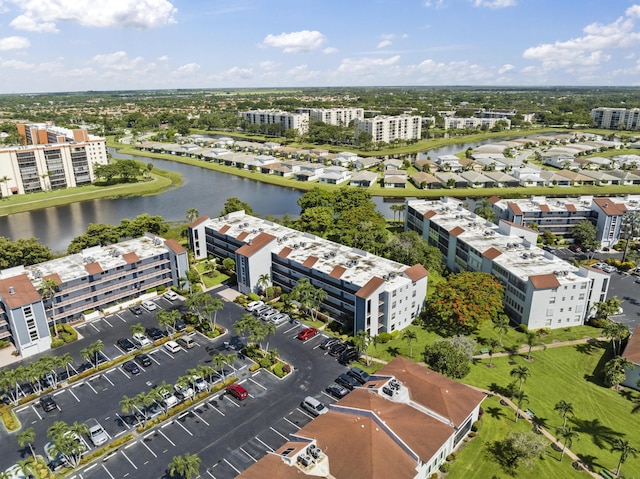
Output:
[447,396,589,479]
[0,168,179,216]
[460,345,640,477]
[583,148,640,159]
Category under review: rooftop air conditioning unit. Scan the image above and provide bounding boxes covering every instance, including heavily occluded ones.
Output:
[298,455,312,467]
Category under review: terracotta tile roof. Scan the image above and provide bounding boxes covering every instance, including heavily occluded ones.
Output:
[565,203,577,213]
[483,247,502,260]
[403,264,428,282]
[218,224,230,234]
[237,231,249,241]
[449,226,465,237]
[329,265,346,279]
[623,324,640,364]
[85,262,103,275]
[529,273,561,289]
[593,197,627,216]
[508,202,523,215]
[500,220,538,233]
[188,215,209,228]
[0,274,41,309]
[423,210,437,219]
[122,252,140,264]
[487,195,501,204]
[278,247,292,258]
[236,232,277,258]
[377,357,485,427]
[164,239,186,254]
[355,276,385,298]
[302,256,319,268]
[237,449,309,479]
[42,273,61,285]
[539,204,550,212]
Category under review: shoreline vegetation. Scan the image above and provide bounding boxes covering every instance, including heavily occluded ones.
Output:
[0,125,637,216]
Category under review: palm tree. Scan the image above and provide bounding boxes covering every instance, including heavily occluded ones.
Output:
[524,330,545,360]
[402,329,417,359]
[604,321,630,357]
[310,287,328,321]
[202,298,224,333]
[556,426,578,461]
[39,278,60,337]
[157,309,181,336]
[14,459,32,478]
[493,315,510,346]
[0,175,11,199]
[81,340,104,369]
[59,353,75,379]
[513,390,529,423]
[186,208,200,224]
[196,365,217,391]
[131,322,146,337]
[510,365,531,394]
[17,427,36,459]
[257,273,270,296]
[354,330,371,365]
[554,400,575,428]
[120,395,141,426]
[487,338,500,367]
[262,321,276,352]
[611,438,638,477]
[212,353,229,381]
[168,452,201,479]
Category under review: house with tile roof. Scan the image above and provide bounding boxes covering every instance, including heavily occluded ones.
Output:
[622,324,640,391]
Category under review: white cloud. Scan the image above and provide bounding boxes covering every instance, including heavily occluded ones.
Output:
[158,55,169,62]
[323,47,338,54]
[523,8,640,71]
[259,60,278,70]
[261,30,326,53]
[213,66,255,81]
[90,51,143,71]
[8,0,177,30]
[473,0,516,8]
[377,40,392,49]
[498,63,514,74]
[176,63,200,74]
[336,55,401,75]
[0,36,30,50]
[627,5,640,19]
[424,0,445,8]
[0,59,34,69]
[10,14,57,32]
[407,58,496,83]
[285,64,320,82]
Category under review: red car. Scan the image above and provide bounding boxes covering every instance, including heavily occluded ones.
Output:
[297,327,319,341]
[226,383,248,400]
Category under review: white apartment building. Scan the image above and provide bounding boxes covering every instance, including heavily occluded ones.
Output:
[444,117,511,130]
[239,109,309,134]
[0,123,108,196]
[354,114,422,143]
[405,198,609,330]
[296,107,364,126]
[189,211,428,335]
[591,107,640,130]
[0,235,189,357]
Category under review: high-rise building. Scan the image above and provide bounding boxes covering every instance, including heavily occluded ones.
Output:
[354,114,422,143]
[591,107,640,130]
[239,110,309,134]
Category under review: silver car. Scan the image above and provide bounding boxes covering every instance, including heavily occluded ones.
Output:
[86,418,109,447]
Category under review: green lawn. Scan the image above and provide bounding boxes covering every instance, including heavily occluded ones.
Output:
[194,262,229,289]
[460,344,640,477]
[448,396,590,479]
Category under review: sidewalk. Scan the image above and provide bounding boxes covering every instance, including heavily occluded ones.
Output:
[473,336,606,360]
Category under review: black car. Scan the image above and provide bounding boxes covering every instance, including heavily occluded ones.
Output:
[145,327,166,341]
[129,305,143,315]
[347,367,370,384]
[339,348,360,365]
[117,337,136,352]
[326,382,350,399]
[40,395,57,412]
[175,319,187,332]
[122,361,140,375]
[320,337,340,350]
[329,342,348,357]
[134,353,152,367]
[335,373,360,391]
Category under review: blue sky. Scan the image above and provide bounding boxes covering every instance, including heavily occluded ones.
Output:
[0,0,639,93]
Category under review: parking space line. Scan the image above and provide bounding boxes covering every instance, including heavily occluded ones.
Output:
[248,377,267,390]
[85,381,98,395]
[52,390,65,397]
[16,406,28,413]
[118,368,130,379]
[321,391,335,400]
[223,459,241,474]
[149,354,161,365]
[225,397,241,408]
[102,318,114,328]
[101,464,115,479]
[239,447,257,462]
[158,429,176,447]
[85,464,97,472]
[208,401,225,416]
[206,470,216,478]
[121,450,138,469]
[31,405,43,420]
[283,325,298,334]
[102,374,115,386]
[296,408,314,420]
[116,313,126,322]
[191,409,210,426]
[270,426,288,441]
[116,413,130,429]
[173,419,193,436]
[90,323,100,332]
[284,416,302,429]
[68,389,81,402]
[140,439,157,458]
[255,436,274,452]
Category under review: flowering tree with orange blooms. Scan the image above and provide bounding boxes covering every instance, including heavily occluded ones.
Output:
[425,271,505,335]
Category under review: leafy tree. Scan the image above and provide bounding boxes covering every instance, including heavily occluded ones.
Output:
[474,198,496,222]
[0,236,54,268]
[220,197,254,216]
[603,356,632,388]
[222,257,235,273]
[383,231,443,274]
[297,187,334,213]
[423,339,471,379]
[603,320,630,356]
[554,400,575,428]
[572,220,598,250]
[493,315,510,346]
[611,438,638,477]
[489,430,547,473]
[425,271,505,334]
[556,426,579,461]
[296,206,335,237]
[168,452,201,479]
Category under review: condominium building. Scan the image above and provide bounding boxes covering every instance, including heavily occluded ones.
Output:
[591,107,640,130]
[189,211,428,335]
[0,123,108,196]
[0,235,189,357]
[295,107,364,126]
[490,195,640,248]
[444,117,511,130]
[405,198,609,330]
[238,357,485,479]
[354,114,422,143]
[239,110,309,134]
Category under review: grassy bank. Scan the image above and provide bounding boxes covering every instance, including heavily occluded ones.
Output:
[0,168,181,217]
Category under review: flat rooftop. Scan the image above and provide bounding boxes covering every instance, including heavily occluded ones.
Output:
[204,211,417,289]
[492,194,640,214]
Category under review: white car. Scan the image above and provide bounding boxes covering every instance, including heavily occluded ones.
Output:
[86,418,109,447]
[141,300,157,312]
[132,333,153,348]
[301,396,328,417]
[192,375,208,392]
[270,313,290,325]
[164,340,181,353]
[246,300,264,312]
[174,383,195,400]
[163,290,178,301]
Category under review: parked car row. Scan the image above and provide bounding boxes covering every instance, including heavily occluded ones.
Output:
[320,338,360,364]
[593,262,618,273]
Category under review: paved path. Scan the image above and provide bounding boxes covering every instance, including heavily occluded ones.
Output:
[473,336,606,360]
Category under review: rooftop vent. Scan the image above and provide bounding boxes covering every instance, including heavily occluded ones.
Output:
[9,286,15,296]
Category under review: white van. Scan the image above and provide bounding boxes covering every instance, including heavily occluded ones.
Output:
[176,335,196,349]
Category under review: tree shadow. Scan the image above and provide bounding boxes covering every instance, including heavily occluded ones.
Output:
[532,415,549,430]
[575,340,607,356]
[576,454,600,473]
[386,346,401,357]
[572,417,624,449]
[488,382,512,397]
[583,347,614,387]
[485,406,506,420]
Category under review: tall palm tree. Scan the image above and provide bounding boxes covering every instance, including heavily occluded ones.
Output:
[0,175,11,199]
[402,329,417,359]
[131,322,146,337]
[262,321,276,352]
[556,426,578,461]
[212,353,229,381]
[38,278,60,337]
[120,395,141,426]
[168,452,201,479]
[487,338,500,367]
[510,365,531,394]
[257,273,271,296]
[17,427,36,459]
[513,390,529,423]
[524,330,546,360]
[157,309,181,336]
[611,438,638,477]
[604,321,630,357]
[186,208,200,224]
[493,315,510,346]
[202,298,224,333]
[81,340,105,370]
[354,330,371,365]
[554,400,575,428]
